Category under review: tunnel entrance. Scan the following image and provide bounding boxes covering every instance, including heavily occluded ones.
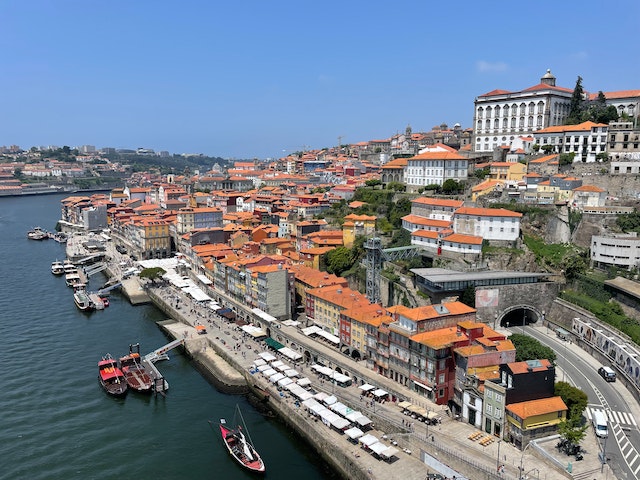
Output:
[500,307,539,330]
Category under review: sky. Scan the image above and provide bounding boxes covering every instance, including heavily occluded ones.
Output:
[1,0,638,159]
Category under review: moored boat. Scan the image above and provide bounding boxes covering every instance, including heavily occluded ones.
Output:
[119,344,153,393]
[73,285,95,312]
[27,227,48,240]
[98,354,128,397]
[216,405,265,473]
[51,260,65,275]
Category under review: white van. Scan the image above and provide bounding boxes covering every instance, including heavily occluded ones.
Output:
[598,366,616,382]
[592,410,608,438]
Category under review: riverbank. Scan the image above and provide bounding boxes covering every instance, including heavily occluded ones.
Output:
[87,237,614,480]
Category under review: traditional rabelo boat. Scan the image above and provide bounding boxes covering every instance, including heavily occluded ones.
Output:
[98,354,128,397]
[119,344,153,393]
[216,405,265,473]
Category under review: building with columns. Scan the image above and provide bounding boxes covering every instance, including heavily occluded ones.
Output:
[473,70,573,153]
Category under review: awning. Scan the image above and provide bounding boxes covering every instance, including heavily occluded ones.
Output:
[413,380,432,391]
[398,401,412,409]
[344,427,364,440]
[264,337,284,350]
[380,446,399,459]
[369,442,388,456]
[359,434,379,447]
[277,377,294,387]
[269,372,286,383]
[359,384,375,392]
[296,377,311,387]
[258,352,276,362]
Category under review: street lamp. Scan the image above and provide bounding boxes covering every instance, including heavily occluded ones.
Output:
[496,439,502,472]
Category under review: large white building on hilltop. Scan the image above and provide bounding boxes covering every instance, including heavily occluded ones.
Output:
[473,70,573,153]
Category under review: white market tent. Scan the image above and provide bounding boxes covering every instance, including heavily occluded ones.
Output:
[359,383,375,392]
[330,417,350,431]
[313,391,329,402]
[296,377,311,387]
[271,360,286,370]
[251,307,277,325]
[369,442,388,456]
[323,395,338,406]
[258,352,276,362]
[354,415,372,427]
[277,377,294,388]
[242,325,267,338]
[196,274,212,285]
[269,372,286,383]
[380,446,399,460]
[344,426,364,440]
[302,398,319,409]
[253,358,266,367]
[262,368,278,377]
[359,434,379,448]
[284,369,299,378]
[301,325,339,344]
[287,384,313,401]
[279,347,303,361]
[331,402,351,417]
[256,364,270,372]
[373,388,388,398]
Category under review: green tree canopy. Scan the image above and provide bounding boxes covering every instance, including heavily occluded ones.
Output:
[557,417,588,446]
[509,333,557,363]
[567,76,585,124]
[325,246,355,276]
[555,381,588,421]
[139,267,166,283]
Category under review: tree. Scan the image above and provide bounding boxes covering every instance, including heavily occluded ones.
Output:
[567,76,585,124]
[139,267,166,284]
[365,179,381,188]
[460,285,476,307]
[509,333,557,363]
[557,417,588,446]
[555,381,588,421]
[325,247,355,276]
[388,228,411,248]
[558,153,575,166]
[442,179,461,194]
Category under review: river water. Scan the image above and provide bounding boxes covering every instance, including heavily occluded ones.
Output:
[0,193,333,480]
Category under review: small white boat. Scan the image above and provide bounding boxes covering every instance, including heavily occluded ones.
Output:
[51,260,65,275]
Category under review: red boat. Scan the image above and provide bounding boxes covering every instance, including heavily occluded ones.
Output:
[119,345,153,393]
[98,354,128,397]
[217,406,265,473]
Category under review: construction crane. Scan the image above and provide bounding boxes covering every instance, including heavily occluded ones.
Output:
[365,237,420,304]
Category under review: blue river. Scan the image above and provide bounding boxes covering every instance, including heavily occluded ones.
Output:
[0,193,334,480]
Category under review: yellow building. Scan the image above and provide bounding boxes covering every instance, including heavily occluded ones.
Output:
[471,179,502,202]
[129,217,172,259]
[505,396,567,448]
[342,214,376,248]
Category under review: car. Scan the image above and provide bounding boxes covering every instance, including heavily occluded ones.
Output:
[598,366,616,382]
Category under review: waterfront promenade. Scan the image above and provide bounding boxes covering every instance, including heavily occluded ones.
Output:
[83,237,625,480]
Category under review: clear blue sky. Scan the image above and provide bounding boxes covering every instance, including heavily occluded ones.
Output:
[1,0,638,159]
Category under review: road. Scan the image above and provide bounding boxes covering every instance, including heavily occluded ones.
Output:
[524,324,640,480]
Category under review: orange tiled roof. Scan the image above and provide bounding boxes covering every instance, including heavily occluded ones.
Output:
[507,396,567,419]
[536,121,607,134]
[412,197,464,208]
[455,207,522,218]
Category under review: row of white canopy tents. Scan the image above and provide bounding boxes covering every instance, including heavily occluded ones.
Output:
[301,397,397,461]
[358,383,389,400]
[357,433,399,461]
[253,354,314,401]
[311,364,353,387]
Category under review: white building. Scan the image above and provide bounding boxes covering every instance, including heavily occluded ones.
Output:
[473,70,573,153]
[452,207,522,242]
[591,232,640,270]
[404,146,468,193]
[533,121,608,163]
